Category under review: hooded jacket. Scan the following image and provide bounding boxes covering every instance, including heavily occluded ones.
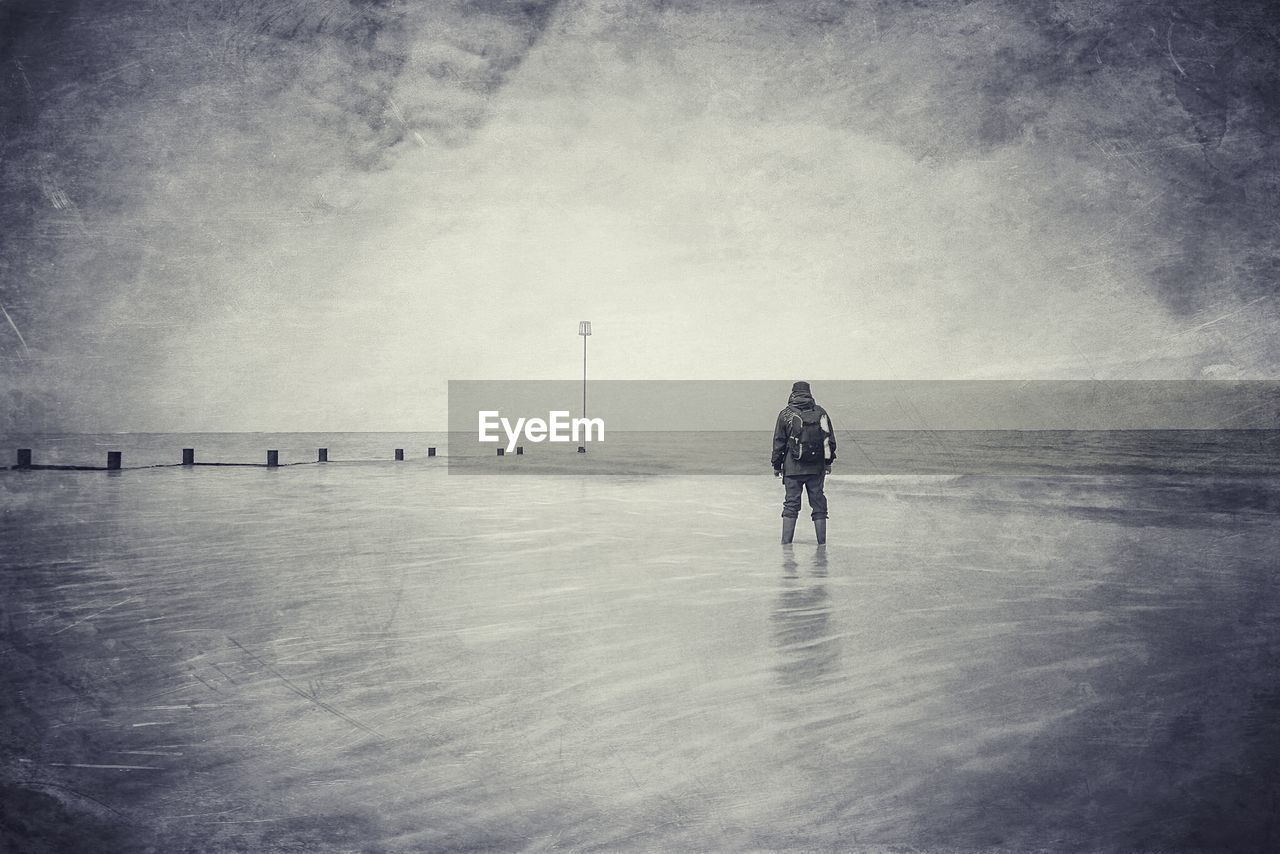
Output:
[771,384,836,476]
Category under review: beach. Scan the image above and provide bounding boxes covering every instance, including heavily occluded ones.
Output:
[5,0,1280,847]
[3,447,1278,851]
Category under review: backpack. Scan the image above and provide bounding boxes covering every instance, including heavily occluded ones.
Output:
[787,409,832,464]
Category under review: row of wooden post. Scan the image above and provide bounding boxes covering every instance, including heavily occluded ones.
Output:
[11,444,584,470]
[241,447,445,466]
[236,447,444,466]
[13,447,443,469]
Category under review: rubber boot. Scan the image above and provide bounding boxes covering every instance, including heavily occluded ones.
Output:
[814,518,827,545]
[781,517,797,545]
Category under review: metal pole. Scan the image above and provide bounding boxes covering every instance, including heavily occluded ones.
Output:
[578,321,591,454]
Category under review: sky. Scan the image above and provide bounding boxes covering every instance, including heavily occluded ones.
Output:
[2,0,1278,431]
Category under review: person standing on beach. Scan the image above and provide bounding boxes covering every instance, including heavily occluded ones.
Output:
[771,381,836,545]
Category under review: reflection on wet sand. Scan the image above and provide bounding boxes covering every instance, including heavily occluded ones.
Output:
[772,546,838,690]
[4,470,1280,851]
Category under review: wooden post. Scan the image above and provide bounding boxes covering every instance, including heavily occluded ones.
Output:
[318,448,328,462]
[578,446,587,454]
[497,448,505,457]
[182,448,195,465]
[427,447,436,457]
[16,449,32,468]
[267,450,279,467]
[516,446,524,455]
[395,448,404,461]
[106,451,122,470]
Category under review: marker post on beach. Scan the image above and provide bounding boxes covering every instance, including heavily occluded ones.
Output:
[318,448,328,462]
[182,448,195,465]
[428,447,436,457]
[579,320,591,454]
[106,452,122,470]
[395,449,404,461]
[16,449,32,468]
[267,450,279,468]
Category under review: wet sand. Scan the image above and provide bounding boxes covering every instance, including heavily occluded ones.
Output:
[2,466,1279,852]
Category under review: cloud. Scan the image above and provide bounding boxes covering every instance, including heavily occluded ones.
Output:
[2,0,1277,430]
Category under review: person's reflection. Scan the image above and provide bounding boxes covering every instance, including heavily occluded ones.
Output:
[771,546,838,690]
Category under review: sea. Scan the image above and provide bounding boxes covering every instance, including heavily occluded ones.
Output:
[2,430,1279,851]
[3,429,1279,475]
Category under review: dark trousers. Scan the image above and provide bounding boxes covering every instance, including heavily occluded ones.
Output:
[782,472,828,520]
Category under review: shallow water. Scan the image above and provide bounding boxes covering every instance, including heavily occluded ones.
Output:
[5,429,1279,475]
[3,465,1280,851]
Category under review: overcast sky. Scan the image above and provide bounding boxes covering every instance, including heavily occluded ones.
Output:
[2,0,1278,431]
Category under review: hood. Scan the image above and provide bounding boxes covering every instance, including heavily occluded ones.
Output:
[787,391,816,411]
[788,381,814,410]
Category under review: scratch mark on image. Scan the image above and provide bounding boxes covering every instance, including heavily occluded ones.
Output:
[226,636,385,741]
[52,595,140,635]
[0,302,30,359]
